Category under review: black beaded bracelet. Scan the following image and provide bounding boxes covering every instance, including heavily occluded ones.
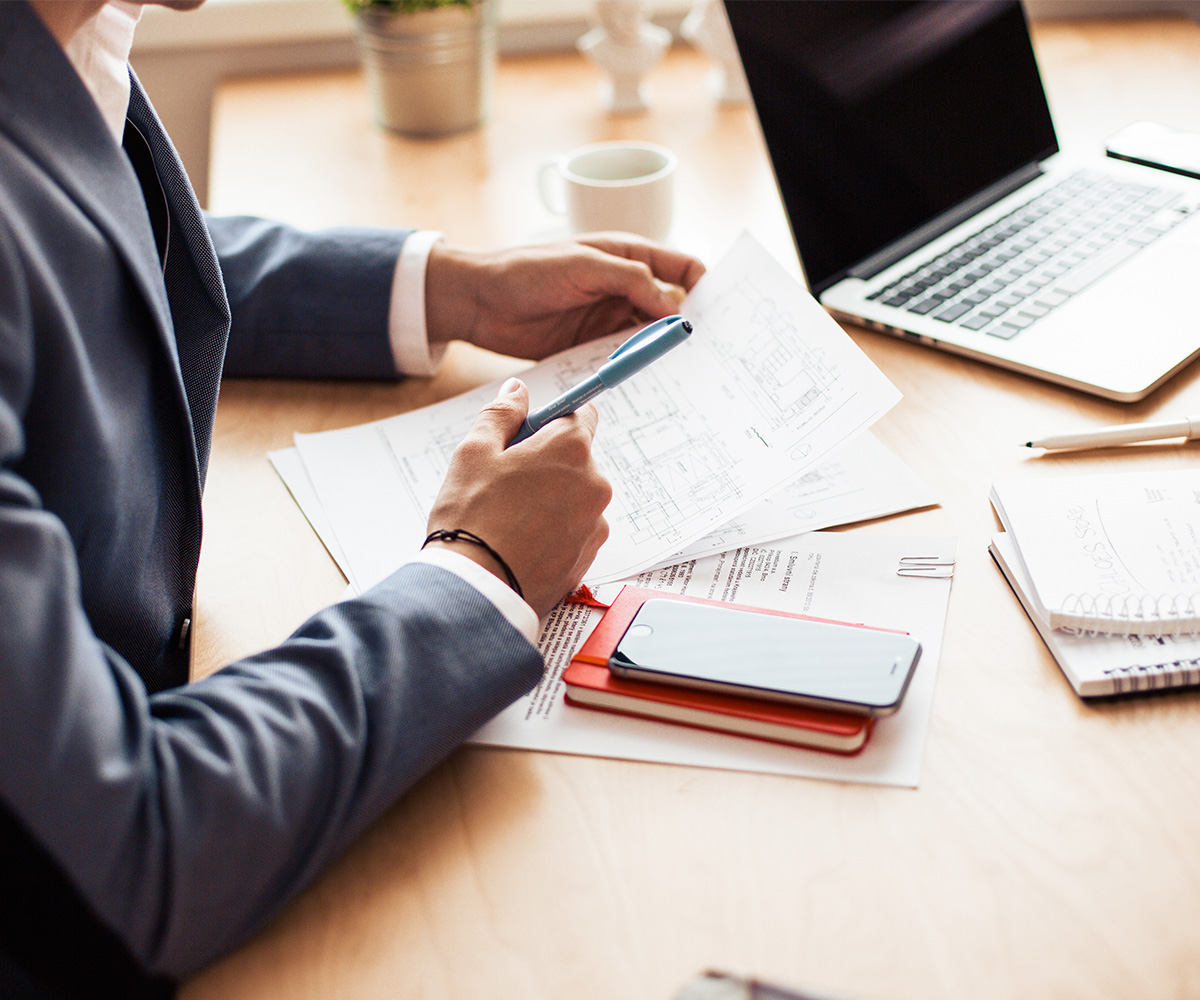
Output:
[422,528,524,599]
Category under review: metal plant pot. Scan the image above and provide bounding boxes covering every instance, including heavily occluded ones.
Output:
[355,1,496,137]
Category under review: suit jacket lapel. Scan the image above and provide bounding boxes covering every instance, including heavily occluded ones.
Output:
[0,4,176,354]
[126,72,231,484]
[0,2,228,488]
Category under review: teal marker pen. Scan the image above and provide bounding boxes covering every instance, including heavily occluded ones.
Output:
[508,315,693,446]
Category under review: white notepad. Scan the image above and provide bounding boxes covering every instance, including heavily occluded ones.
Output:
[990,532,1200,698]
[989,470,1200,636]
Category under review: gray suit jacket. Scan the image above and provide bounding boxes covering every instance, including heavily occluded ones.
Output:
[0,2,542,988]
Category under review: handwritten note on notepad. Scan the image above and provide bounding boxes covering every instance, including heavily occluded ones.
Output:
[990,470,1200,636]
[991,532,1200,697]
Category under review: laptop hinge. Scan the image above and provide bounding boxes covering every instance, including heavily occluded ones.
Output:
[849,161,1046,281]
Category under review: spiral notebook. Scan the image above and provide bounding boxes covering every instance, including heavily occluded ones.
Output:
[989,470,1200,637]
[990,532,1200,697]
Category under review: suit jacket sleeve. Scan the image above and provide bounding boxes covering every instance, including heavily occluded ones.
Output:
[0,461,544,980]
[209,213,414,380]
[0,210,544,982]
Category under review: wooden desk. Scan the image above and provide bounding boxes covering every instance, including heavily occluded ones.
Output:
[187,21,1200,1000]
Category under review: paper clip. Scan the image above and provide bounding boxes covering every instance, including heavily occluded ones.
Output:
[897,555,955,579]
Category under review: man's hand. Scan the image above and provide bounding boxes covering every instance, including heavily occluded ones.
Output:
[425,233,706,361]
[425,378,612,619]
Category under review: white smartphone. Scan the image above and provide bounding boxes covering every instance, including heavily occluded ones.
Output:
[607,599,921,717]
[1105,120,1200,182]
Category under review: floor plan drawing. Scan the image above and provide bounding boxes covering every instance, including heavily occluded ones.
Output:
[294,233,903,587]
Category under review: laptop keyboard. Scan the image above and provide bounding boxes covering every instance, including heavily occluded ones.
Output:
[866,170,1193,340]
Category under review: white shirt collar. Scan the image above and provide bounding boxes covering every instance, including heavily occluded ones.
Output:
[62,1,142,144]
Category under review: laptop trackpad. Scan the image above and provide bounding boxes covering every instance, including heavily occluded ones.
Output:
[1034,231,1200,394]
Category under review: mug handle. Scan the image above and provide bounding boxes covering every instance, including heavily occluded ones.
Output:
[537,157,566,215]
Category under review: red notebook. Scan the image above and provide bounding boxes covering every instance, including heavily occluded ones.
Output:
[563,587,875,755]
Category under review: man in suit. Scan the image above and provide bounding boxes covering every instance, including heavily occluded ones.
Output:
[0,1,705,996]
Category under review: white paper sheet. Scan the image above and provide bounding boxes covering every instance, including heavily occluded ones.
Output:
[660,431,936,567]
[272,429,937,591]
[268,447,358,590]
[293,233,902,589]
[470,532,955,787]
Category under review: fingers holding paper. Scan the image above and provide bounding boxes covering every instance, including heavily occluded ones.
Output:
[425,378,612,618]
[424,234,705,361]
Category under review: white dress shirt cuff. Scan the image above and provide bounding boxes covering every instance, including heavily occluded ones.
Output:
[388,229,446,376]
[406,547,540,645]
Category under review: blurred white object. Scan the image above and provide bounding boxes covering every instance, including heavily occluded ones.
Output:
[681,0,750,106]
[537,140,677,240]
[577,0,670,114]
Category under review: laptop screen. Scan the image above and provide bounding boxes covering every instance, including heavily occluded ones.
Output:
[725,0,1059,294]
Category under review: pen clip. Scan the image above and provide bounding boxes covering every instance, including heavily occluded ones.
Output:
[608,315,685,360]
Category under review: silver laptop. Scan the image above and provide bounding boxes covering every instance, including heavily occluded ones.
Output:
[724,0,1200,401]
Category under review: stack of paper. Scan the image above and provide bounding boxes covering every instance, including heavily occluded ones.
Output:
[275,233,934,591]
[271,233,954,786]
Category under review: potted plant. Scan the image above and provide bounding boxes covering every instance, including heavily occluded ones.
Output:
[344,0,497,137]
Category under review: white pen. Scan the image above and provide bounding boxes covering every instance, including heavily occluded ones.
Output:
[1024,415,1200,451]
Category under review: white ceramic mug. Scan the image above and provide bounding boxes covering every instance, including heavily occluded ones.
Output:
[537,140,677,242]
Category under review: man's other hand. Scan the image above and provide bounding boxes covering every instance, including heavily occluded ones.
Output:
[425,233,706,361]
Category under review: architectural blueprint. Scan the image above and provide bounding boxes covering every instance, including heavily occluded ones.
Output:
[293,232,903,588]
[663,431,936,566]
